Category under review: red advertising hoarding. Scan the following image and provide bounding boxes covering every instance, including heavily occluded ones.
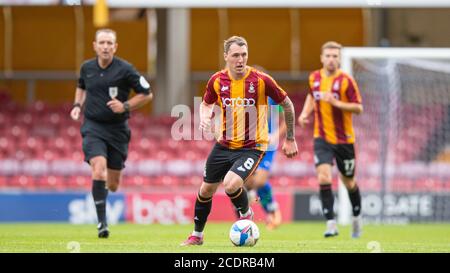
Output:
[125,191,293,224]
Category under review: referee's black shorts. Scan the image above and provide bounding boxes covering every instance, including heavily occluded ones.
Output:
[80,118,131,170]
[203,142,265,183]
[314,137,356,178]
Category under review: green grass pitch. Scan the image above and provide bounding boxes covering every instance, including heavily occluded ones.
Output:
[0,222,449,253]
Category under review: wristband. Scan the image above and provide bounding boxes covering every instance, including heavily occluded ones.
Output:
[123,101,130,113]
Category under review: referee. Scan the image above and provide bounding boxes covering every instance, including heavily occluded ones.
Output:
[70,29,152,238]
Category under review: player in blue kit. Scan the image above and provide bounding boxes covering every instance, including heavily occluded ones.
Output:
[245,97,285,230]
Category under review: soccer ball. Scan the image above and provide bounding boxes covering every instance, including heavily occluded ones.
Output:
[229,219,260,247]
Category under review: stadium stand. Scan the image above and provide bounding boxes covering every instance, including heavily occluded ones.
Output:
[0,90,449,193]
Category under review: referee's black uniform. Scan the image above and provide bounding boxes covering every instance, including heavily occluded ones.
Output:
[78,56,151,170]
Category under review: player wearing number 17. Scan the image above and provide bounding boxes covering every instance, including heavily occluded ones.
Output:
[181,36,298,246]
[298,41,363,238]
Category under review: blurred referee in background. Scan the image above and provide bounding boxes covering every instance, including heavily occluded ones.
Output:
[70,28,153,238]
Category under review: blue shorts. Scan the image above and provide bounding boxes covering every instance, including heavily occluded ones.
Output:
[258,150,275,171]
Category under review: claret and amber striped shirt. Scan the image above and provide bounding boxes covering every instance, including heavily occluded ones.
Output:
[203,66,287,151]
[309,69,362,144]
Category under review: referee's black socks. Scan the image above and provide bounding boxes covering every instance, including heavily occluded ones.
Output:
[319,184,335,220]
[92,180,109,224]
[194,193,212,232]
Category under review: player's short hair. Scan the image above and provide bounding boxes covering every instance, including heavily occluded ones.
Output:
[95,28,117,42]
[224,36,248,54]
[321,41,342,53]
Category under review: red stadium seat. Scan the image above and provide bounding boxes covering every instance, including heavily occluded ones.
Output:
[35,176,66,191]
[151,175,181,188]
[124,175,151,188]
[359,177,381,192]
[68,175,91,190]
[179,150,202,161]
[0,176,7,187]
[443,181,450,191]
[8,175,35,189]
[272,176,295,187]
[294,177,315,190]
[299,151,313,163]
[183,175,202,187]
[414,178,442,192]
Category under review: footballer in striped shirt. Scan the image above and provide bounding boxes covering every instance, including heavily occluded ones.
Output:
[182,36,298,246]
[298,41,363,239]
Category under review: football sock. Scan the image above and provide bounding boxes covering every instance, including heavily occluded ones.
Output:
[348,184,362,217]
[192,231,203,237]
[92,180,108,224]
[227,187,250,215]
[194,192,212,232]
[257,182,274,213]
[233,207,241,219]
[319,184,335,220]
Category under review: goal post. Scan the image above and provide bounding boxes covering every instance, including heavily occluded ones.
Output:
[338,47,450,225]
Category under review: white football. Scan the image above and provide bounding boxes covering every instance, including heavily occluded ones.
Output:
[229,219,260,247]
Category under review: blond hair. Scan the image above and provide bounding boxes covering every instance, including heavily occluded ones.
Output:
[224,36,248,54]
[321,41,342,53]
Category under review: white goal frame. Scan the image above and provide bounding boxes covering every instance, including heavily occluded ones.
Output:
[338,47,450,225]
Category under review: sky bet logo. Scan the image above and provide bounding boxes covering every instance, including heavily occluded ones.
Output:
[221,97,256,107]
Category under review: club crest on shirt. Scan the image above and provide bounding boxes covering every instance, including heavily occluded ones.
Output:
[333,81,340,91]
[221,85,229,92]
[248,82,255,93]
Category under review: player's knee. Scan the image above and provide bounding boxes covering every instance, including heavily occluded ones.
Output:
[199,183,216,198]
[223,179,242,194]
[107,173,122,192]
[108,182,119,192]
[317,172,332,184]
[199,189,213,199]
[91,160,107,180]
[92,167,107,181]
[341,176,356,189]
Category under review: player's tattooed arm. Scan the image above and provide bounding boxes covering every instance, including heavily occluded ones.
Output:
[279,96,296,141]
[280,96,298,158]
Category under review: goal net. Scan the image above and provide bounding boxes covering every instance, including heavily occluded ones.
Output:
[338,48,450,224]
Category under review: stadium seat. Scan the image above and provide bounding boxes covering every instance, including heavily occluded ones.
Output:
[8,175,35,189]
[151,175,181,188]
[359,177,381,192]
[124,175,151,188]
[67,175,91,190]
[272,176,295,187]
[0,176,7,187]
[183,175,202,187]
[295,177,316,190]
[414,178,442,192]
[35,176,66,191]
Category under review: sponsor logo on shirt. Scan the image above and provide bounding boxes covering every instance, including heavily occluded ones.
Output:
[221,97,256,107]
